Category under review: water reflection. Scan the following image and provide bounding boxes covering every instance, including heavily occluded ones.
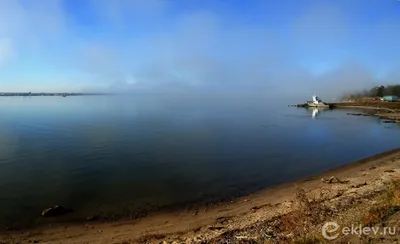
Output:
[312,108,319,119]
[1,96,400,229]
[306,108,320,119]
[0,129,19,162]
[306,107,332,119]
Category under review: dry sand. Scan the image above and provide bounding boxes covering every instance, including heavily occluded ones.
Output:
[1,148,400,244]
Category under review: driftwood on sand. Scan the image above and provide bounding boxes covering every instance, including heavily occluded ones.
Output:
[321,176,349,184]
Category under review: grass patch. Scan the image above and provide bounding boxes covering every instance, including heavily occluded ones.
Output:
[293,236,322,244]
[362,180,400,227]
[206,180,400,244]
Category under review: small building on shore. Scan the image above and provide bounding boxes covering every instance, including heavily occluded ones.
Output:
[382,96,398,102]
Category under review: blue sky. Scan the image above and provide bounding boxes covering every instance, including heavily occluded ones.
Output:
[0,0,400,97]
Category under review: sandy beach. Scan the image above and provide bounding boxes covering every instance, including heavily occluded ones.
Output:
[1,146,400,244]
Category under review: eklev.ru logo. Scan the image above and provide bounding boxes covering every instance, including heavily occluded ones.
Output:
[322,222,397,240]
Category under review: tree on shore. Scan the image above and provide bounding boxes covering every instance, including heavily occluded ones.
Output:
[343,85,400,100]
[377,86,385,97]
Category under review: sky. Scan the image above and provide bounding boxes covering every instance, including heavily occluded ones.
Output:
[0,0,400,99]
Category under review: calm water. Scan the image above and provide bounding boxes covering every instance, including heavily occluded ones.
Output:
[1,95,400,228]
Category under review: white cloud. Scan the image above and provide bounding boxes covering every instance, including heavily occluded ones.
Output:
[80,44,119,74]
[0,0,68,61]
[0,38,16,67]
[91,0,168,26]
[0,0,399,96]
[293,2,348,40]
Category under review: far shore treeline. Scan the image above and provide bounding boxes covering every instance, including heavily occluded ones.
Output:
[342,85,400,100]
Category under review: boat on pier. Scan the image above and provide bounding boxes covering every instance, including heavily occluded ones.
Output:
[305,95,330,108]
[290,95,333,108]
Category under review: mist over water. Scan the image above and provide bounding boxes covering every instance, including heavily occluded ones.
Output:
[1,1,400,98]
[1,95,400,228]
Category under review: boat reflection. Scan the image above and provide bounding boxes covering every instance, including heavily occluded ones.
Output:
[307,107,330,119]
[312,108,319,119]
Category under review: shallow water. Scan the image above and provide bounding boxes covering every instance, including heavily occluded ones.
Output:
[0,95,399,228]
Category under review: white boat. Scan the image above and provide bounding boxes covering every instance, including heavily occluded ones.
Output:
[306,95,330,108]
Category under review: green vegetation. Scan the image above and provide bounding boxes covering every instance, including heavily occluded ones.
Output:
[343,85,400,100]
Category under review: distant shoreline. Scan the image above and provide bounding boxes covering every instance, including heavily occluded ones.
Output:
[0,92,112,97]
[331,101,400,109]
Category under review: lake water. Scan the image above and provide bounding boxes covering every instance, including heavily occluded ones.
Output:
[1,95,400,229]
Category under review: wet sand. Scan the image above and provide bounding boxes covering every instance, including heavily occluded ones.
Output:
[1,148,400,243]
[334,101,400,123]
